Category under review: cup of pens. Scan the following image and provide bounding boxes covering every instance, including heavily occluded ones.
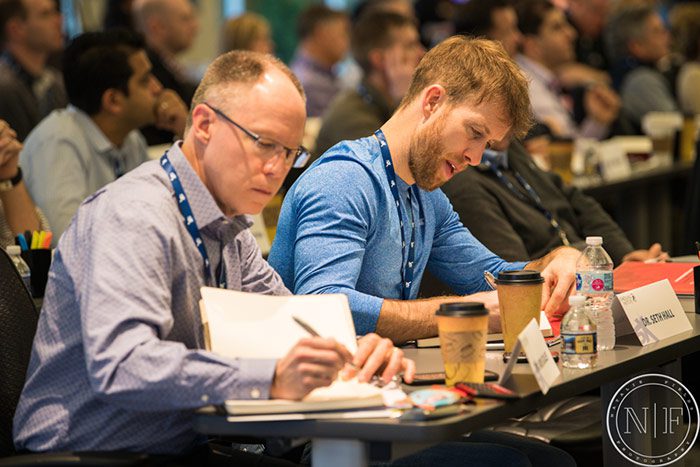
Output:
[18,230,52,298]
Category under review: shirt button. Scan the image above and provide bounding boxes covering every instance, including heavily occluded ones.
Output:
[201,394,209,403]
[251,388,261,399]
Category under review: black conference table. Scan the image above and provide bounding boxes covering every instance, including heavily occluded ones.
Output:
[195,312,700,467]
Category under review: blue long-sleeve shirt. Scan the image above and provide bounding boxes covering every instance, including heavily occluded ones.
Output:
[14,143,288,454]
[269,137,526,334]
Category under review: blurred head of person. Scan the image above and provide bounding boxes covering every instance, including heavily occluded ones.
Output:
[132,0,198,55]
[63,29,163,138]
[352,0,416,22]
[670,4,700,63]
[221,12,274,55]
[567,0,610,39]
[454,0,522,58]
[0,0,63,59]
[517,0,577,70]
[296,4,350,68]
[606,5,669,65]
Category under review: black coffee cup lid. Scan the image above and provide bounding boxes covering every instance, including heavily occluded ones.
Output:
[436,302,488,317]
[495,269,544,284]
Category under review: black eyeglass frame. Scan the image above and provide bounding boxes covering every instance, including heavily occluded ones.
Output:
[202,102,310,169]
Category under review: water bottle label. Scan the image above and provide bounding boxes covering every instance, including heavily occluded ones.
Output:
[562,332,597,355]
[575,271,613,293]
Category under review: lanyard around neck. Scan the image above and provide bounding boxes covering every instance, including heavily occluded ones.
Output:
[160,151,227,288]
[483,158,571,247]
[375,129,415,300]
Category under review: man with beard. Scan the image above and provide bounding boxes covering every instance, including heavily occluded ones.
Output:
[268,36,581,345]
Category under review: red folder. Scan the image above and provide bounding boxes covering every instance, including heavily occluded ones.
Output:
[613,262,695,295]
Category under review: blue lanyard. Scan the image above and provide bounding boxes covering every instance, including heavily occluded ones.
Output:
[482,158,571,247]
[160,152,227,288]
[375,129,416,300]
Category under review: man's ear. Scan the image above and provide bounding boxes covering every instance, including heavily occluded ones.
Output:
[420,84,446,120]
[100,89,125,115]
[628,39,645,60]
[190,104,212,147]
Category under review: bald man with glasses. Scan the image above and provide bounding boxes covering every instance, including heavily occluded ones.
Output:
[13,50,415,466]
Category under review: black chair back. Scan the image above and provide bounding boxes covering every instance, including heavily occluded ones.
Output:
[0,247,38,456]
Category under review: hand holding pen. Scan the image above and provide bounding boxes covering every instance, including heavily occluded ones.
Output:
[293,316,415,385]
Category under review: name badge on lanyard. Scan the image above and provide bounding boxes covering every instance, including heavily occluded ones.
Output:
[374,129,416,300]
[160,152,227,288]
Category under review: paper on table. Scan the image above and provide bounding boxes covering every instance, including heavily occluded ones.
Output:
[199,287,358,359]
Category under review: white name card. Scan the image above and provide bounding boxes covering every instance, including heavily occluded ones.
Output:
[598,140,632,181]
[616,279,692,346]
[518,318,561,394]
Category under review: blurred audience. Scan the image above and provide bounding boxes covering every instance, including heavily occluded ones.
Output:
[454,0,522,58]
[314,11,424,156]
[0,0,66,142]
[290,5,350,117]
[20,30,187,241]
[606,5,677,130]
[566,0,611,71]
[220,12,273,55]
[132,0,198,144]
[515,0,620,140]
[103,0,135,31]
[0,119,47,249]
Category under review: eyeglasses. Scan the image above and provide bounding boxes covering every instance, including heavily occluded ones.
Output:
[202,102,310,169]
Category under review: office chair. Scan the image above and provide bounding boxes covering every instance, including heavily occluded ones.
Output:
[683,138,700,253]
[0,247,147,466]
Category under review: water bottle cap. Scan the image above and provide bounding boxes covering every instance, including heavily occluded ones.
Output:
[585,236,603,246]
[6,245,21,255]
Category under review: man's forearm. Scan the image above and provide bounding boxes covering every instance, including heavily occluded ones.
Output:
[0,181,41,235]
[375,296,467,344]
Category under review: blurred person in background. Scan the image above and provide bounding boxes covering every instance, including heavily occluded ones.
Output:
[515,0,620,140]
[221,12,274,55]
[132,0,198,144]
[290,5,350,118]
[313,11,424,156]
[671,3,700,115]
[0,0,66,141]
[606,4,678,131]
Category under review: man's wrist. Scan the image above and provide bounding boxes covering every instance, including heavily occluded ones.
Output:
[0,166,22,192]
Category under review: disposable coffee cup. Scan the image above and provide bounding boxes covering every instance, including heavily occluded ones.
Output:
[496,270,544,357]
[641,112,683,165]
[436,302,489,386]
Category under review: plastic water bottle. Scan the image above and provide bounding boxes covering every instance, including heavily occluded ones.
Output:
[575,236,615,350]
[561,295,597,369]
[6,245,31,293]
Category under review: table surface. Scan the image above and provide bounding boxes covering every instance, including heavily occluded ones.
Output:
[195,312,700,444]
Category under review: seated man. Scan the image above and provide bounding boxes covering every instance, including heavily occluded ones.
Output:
[290,5,350,118]
[440,138,666,266]
[314,11,424,156]
[13,50,416,466]
[0,0,67,141]
[269,36,580,344]
[514,0,619,140]
[19,29,187,241]
[605,5,677,131]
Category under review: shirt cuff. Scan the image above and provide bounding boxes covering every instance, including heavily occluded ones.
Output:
[231,358,277,400]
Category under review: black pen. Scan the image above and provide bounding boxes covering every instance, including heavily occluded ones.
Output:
[292,315,360,372]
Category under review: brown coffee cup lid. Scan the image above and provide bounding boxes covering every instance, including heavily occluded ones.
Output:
[495,269,544,284]
[436,302,488,317]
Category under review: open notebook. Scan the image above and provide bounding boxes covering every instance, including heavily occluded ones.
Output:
[199,288,394,419]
